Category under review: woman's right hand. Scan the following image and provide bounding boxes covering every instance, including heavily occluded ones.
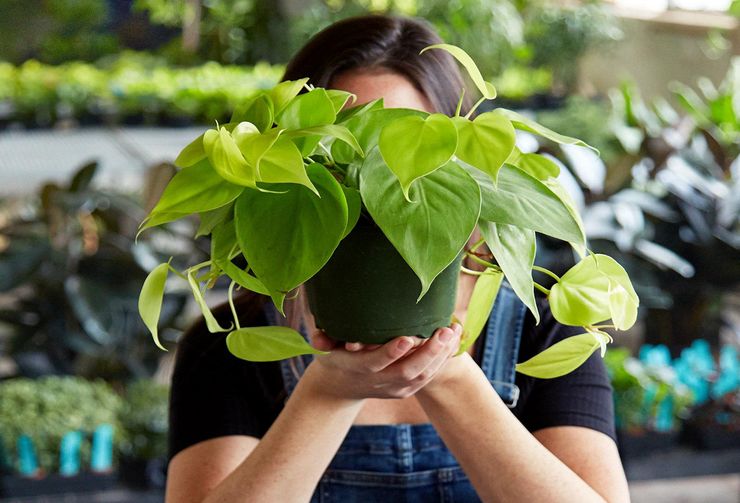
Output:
[305,324,462,401]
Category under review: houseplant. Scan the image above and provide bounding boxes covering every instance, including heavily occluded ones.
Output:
[138,43,639,378]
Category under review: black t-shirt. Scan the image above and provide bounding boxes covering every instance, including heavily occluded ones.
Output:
[167,294,616,465]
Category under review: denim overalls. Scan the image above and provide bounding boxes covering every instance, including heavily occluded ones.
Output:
[264,283,526,502]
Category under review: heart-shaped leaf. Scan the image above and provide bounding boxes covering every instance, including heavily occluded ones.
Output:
[142,160,243,232]
[466,163,584,247]
[332,107,426,164]
[326,89,356,113]
[420,44,496,99]
[507,148,560,180]
[231,94,274,132]
[549,254,638,328]
[204,126,259,187]
[480,221,539,323]
[515,331,608,378]
[452,112,515,183]
[360,148,480,299]
[340,185,361,239]
[285,124,364,158]
[378,113,458,200]
[276,88,336,130]
[234,163,348,310]
[494,109,598,153]
[268,78,308,115]
[174,133,206,168]
[138,261,171,351]
[457,268,503,355]
[226,326,327,362]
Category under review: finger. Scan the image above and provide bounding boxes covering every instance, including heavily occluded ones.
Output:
[387,327,459,382]
[359,336,417,373]
[311,330,338,351]
[345,341,363,352]
[414,327,462,382]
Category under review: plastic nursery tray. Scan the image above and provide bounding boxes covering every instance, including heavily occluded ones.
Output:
[0,470,117,498]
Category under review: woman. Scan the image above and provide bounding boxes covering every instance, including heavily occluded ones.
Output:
[166,14,629,503]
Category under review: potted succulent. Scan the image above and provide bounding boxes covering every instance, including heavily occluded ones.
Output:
[138,44,639,379]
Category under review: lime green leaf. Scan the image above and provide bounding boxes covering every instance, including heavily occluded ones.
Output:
[326,89,356,113]
[197,203,234,237]
[466,163,584,247]
[542,179,586,258]
[234,163,348,307]
[226,326,327,362]
[231,94,274,132]
[457,268,503,355]
[360,149,480,299]
[516,331,607,378]
[341,185,361,239]
[452,112,515,183]
[335,97,384,123]
[187,268,231,333]
[508,149,560,180]
[332,107,426,164]
[218,259,270,295]
[549,254,638,328]
[268,78,309,115]
[142,160,243,233]
[494,109,598,153]
[138,261,171,351]
[204,127,259,187]
[174,133,206,168]
[285,124,364,157]
[235,125,318,194]
[276,88,336,130]
[420,44,496,99]
[378,113,458,200]
[480,222,539,323]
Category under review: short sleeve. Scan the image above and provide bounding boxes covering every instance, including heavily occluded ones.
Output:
[513,304,617,442]
[167,305,284,466]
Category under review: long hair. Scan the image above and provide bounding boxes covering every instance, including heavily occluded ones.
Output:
[275,15,480,337]
[282,15,473,117]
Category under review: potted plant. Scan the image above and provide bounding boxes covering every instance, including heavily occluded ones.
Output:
[138,43,639,379]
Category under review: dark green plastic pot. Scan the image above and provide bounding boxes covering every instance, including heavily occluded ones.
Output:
[304,217,461,344]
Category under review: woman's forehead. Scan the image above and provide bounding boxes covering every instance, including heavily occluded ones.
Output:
[330,69,435,113]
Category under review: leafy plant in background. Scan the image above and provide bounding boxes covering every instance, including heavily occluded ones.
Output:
[0,376,122,474]
[118,379,169,462]
[604,347,694,433]
[0,0,118,65]
[138,43,638,379]
[0,54,282,128]
[0,162,198,380]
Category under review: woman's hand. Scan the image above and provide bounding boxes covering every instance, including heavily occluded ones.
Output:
[306,324,462,401]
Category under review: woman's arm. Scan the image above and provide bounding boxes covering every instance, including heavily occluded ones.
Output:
[167,328,461,503]
[415,329,629,503]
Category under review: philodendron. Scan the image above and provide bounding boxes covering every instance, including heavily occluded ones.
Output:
[138,43,638,379]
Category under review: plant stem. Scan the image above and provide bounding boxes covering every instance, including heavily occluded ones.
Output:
[465,251,496,269]
[461,265,486,276]
[465,96,486,119]
[532,265,561,283]
[455,88,465,117]
[228,281,241,330]
[533,281,550,296]
[317,141,333,160]
[468,237,486,253]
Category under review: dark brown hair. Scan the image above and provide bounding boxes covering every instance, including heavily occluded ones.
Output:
[281,15,472,117]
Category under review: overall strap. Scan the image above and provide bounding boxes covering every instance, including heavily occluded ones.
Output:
[478,282,527,407]
[262,302,314,397]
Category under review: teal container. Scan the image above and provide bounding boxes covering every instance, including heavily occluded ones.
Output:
[304,217,461,344]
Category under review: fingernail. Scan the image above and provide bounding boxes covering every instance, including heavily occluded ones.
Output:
[398,338,412,351]
[439,330,452,343]
[453,323,463,335]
